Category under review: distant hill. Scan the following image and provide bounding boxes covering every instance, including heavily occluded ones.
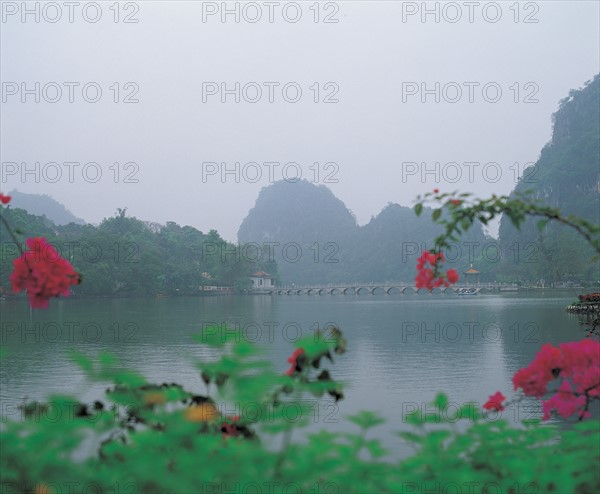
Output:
[6,190,86,226]
[0,208,262,298]
[238,180,489,284]
[238,181,358,284]
[497,75,600,282]
[238,180,357,244]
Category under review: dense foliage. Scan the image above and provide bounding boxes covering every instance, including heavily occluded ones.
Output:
[0,206,276,298]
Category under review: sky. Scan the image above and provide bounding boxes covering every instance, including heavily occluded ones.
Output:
[1,0,599,241]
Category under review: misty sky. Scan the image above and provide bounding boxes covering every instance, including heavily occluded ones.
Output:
[1,0,599,241]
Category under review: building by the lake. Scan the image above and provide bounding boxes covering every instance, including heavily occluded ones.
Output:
[250,271,275,290]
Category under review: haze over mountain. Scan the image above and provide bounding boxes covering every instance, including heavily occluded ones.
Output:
[238,180,488,284]
[6,190,86,226]
[497,75,600,282]
[240,77,600,285]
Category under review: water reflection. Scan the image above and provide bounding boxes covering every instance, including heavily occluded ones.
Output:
[0,292,594,455]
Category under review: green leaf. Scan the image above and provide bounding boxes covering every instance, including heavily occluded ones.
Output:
[433,392,449,411]
[69,350,93,374]
[414,203,423,216]
[432,208,442,222]
[347,411,385,430]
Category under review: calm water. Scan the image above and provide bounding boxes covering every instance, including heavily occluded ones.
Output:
[0,291,594,456]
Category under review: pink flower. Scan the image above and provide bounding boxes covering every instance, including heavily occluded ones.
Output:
[483,391,506,412]
[513,339,599,421]
[513,344,563,397]
[542,380,587,420]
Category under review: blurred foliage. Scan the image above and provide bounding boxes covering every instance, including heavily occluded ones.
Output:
[1,328,599,494]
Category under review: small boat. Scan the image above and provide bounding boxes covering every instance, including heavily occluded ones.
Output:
[457,288,477,295]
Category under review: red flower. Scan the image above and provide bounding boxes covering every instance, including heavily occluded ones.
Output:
[0,193,11,205]
[415,251,457,291]
[450,199,462,206]
[433,188,439,193]
[221,415,241,438]
[10,237,80,309]
[285,348,305,376]
[446,269,459,284]
[483,391,506,412]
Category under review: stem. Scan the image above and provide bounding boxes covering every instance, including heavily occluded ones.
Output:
[353,427,367,459]
[273,387,300,478]
[524,208,599,254]
[0,212,25,256]
[274,421,294,477]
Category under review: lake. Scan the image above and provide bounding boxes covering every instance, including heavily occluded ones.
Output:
[0,291,594,457]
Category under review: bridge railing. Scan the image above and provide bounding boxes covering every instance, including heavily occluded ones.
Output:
[274,282,518,290]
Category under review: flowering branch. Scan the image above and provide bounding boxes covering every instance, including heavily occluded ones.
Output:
[1,192,80,308]
[414,190,600,254]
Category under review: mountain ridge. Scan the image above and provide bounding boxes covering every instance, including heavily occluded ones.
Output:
[6,190,86,226]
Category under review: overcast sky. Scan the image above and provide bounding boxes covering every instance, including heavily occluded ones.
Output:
[1,0,599,241]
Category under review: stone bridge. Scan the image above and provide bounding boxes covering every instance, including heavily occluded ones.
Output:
[255,282,518,296]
